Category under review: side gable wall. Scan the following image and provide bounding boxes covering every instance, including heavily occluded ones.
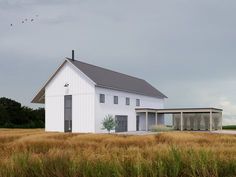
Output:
[95,87,165,132]
[45,61,95,132]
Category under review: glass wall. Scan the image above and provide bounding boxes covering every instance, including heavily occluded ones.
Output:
[173,112,222,131]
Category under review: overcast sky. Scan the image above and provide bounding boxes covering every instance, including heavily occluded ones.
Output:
[0,0,236,125]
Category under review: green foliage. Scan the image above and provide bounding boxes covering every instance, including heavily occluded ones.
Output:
[223,125,236,130]
[0,97,44,128]
[101,115,116,133]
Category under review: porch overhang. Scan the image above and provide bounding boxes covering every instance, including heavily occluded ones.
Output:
[135,107,223,114]
[135,107,223,132]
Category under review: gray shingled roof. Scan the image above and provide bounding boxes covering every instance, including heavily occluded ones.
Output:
[67,58,167,99]
[32,58,167,103]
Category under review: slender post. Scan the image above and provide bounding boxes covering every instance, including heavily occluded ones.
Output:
[180,112,183,131]
[210,111,213,131]
[146,112,148,131]
[172,114,175,129]
[155,112,157,125]
[220,112,223,130]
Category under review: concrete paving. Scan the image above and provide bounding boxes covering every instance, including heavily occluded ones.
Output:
[115,130,236,136]
[212,130,236,135]
[115,131,159,136]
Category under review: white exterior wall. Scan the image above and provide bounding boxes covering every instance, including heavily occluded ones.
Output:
[45,61,95,133]
[95,87,165,133]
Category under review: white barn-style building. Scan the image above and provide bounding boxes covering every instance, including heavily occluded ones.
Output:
[32,54,223,133]
[32,56,167,133]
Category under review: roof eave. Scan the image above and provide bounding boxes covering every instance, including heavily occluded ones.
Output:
[31,59,68,104]
[96,85,167,99]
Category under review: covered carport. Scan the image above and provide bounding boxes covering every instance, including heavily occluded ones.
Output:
[135,108,223,131]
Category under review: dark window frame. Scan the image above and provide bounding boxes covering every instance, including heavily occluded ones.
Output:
[115,115,128,132]
[136,99,140,106]
[99,94,105,103]
[126,97,130,105]
[114,96,118,104]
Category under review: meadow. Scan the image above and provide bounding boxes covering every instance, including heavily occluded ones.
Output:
[0,129,236,177]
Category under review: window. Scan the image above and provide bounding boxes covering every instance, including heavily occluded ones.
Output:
[126,97,130,105]
[136,99,140,106]
[114,96,118,104]
[99,94,105,103]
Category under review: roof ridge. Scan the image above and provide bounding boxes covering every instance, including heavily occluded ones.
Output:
[66,58,145,81]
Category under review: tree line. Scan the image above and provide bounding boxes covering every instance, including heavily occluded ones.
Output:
[0,97,44,128]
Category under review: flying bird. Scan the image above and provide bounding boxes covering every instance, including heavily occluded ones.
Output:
[10,15,39,27]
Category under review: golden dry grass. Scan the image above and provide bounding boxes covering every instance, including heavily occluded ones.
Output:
[0,129,236,177]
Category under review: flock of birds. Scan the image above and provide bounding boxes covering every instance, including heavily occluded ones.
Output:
[10,15,39,27]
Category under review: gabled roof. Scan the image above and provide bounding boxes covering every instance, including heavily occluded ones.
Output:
[32,58,167,103]
[67,58,167,98]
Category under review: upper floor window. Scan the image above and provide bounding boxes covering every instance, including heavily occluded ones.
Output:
[99,94,105,103]
[114,96,118,104]
[136,99,140,106]
[126,97,130,105]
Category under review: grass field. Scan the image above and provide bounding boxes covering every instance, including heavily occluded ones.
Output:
[0,129,236,177]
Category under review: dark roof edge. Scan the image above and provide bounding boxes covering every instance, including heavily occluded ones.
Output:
[136,107,223,111]
[96,85,168,99]
[31,60,68,103]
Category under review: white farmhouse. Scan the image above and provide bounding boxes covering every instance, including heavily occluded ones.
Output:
[32,56,167,133]
[32,53,223,133]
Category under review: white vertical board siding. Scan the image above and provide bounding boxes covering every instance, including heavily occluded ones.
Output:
[45,61,95,133]
[45,95,64,132]
[73,94,95,132]
[95,87,164,133]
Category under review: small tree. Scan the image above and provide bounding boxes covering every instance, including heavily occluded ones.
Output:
[101,115,116,133]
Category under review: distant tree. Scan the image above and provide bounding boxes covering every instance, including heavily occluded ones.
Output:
[33,108,45,128]
[101,115,117,133]
[0,97,21,109]
[0,97,21,125]
[0,104,8,125]
[0,97,45,128]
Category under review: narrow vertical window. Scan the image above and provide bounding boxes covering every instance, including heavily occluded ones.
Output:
[100,94,105,103]
[136,99,140,106]
[114,96,118,104]
[126,97,130,105]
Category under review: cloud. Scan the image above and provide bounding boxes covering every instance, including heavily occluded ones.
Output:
[0,0,236,127]
[0,0,74,9]
[223,116,236,126]
[218,99,236,125]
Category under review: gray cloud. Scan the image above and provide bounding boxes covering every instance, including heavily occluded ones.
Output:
[0,0,236,124]
[0,0,74,9]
